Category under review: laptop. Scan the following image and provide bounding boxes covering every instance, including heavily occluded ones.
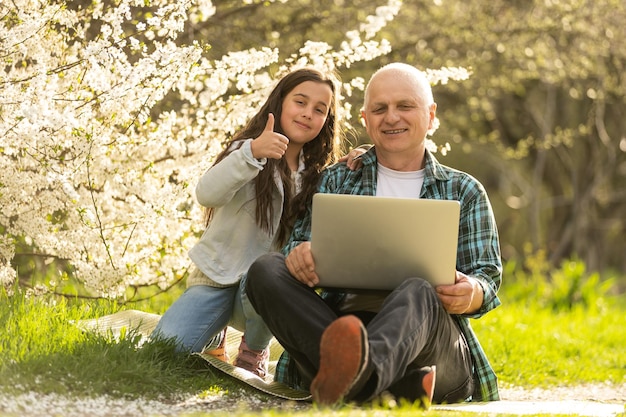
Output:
[310,193,460,290]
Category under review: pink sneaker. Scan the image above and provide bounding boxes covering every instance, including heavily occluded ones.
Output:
[202,328,230,363]
[233,336,270,378]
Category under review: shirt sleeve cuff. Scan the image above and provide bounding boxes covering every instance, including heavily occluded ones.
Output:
[242,139,266,169]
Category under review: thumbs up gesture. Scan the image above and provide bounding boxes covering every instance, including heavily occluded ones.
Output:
[250,113,290,160]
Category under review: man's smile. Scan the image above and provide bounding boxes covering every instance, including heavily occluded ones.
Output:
[383,128,407,135]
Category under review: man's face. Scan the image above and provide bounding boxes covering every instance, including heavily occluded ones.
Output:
[361,71,436,161]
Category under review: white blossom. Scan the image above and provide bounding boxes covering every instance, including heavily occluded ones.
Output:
[425,66,473,85]
[360,0,403,39]
[0,0,467,297]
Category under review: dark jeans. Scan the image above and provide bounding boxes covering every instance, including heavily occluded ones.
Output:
[246,252,474,404]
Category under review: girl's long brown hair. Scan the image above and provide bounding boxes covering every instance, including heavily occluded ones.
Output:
[205,67,344,247]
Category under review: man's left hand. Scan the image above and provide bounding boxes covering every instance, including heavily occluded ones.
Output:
[435,271,484,314]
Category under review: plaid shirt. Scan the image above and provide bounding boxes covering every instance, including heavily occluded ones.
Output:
[276,148,502,402]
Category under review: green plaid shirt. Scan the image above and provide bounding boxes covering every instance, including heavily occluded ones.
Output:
[276,148,502,402]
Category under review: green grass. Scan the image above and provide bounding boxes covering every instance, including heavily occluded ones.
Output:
[1,259,625,416]
[474,302,625,388]
[0,287,236,400]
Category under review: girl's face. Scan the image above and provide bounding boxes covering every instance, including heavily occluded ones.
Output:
[280,81,333,146]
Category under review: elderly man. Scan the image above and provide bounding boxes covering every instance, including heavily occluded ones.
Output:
[246,62,502,407]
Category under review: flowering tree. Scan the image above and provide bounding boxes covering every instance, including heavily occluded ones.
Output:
[1,0,468,297]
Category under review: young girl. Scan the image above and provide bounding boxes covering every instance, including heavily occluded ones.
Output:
[151,68,361,378]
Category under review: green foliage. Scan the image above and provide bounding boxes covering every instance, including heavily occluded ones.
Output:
[500,249,619,312]
[6,0,626,298]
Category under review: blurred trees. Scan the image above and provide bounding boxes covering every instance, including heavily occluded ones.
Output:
[186,0,626,273]
[4,0,624,292]
[382,0,626,274]
[1,0,400,294]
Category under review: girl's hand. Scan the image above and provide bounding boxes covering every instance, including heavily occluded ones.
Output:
[250,113,290,159]
[338,147,368,170]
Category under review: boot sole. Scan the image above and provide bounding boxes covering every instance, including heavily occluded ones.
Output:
[311,315,368,406]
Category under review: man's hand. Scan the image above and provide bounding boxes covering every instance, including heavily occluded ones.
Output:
[285,242,319,287]
[250,113,289,159]
[435,271,484,314]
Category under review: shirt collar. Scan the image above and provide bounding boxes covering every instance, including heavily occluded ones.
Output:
[361,147,450,183]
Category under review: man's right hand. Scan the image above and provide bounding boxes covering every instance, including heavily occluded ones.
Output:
[285,242,319,288]
[250,113,289,160]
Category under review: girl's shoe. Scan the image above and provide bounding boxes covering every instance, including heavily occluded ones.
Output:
[202,328,230,363]
[233,336,269,378]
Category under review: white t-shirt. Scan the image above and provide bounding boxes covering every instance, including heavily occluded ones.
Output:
[376,163,425,198]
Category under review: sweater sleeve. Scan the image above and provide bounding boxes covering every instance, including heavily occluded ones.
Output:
[195,139,266,208]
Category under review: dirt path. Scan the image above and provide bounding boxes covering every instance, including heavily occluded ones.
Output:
[1,384,624,417]
[500,384,625,403]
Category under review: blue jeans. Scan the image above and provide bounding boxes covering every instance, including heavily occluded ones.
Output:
[151,273,273,353]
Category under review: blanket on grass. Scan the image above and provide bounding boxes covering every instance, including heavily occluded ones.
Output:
[78,309,310,400]
[79,310,624,416]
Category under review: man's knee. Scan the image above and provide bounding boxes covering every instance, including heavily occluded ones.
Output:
[246,253,284,293]
[394,277,442,311]
[401,277,436,296]
[248,252,281,277]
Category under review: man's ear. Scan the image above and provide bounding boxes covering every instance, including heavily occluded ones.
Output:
[428,103,437,128]
[360,110,367,128]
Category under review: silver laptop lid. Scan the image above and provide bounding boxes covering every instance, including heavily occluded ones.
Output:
[310,193,459,290]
